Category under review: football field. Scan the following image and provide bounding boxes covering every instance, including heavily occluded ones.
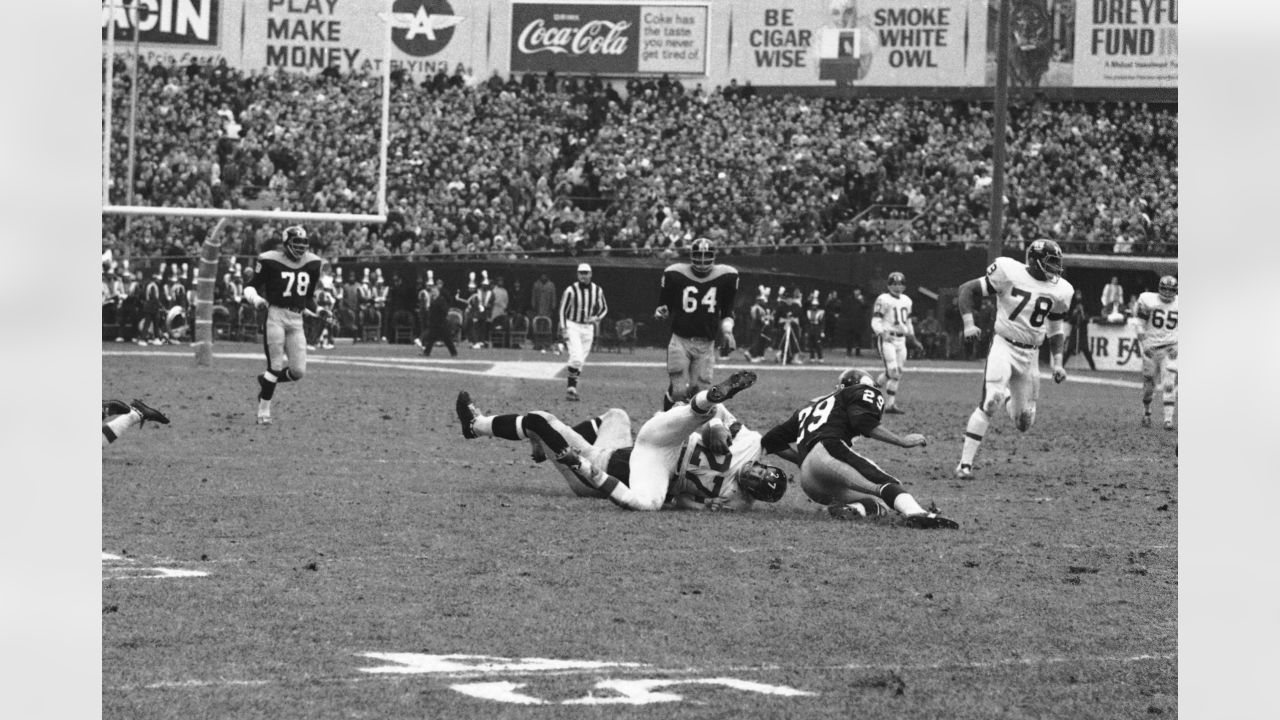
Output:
[102,342,1177,719]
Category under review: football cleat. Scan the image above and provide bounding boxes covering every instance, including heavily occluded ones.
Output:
[1164,420,1174,431]
[456,391,479,439]
[955,463,974,480]
[884,406,905,415]
[129,399,170,426]
[255,414,272,425]
[902,512,960,530]
[706,371,757,403]
[102,399,132,419]
[1141,414,1152,428]
[566,386,580,401]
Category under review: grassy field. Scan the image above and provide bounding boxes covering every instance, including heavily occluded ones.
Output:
[102,341,1177,719]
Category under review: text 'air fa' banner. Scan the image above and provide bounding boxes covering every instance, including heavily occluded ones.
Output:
[510,2,708,75]
[731,0,984,87]
[1072,0,1177,86]
[241,0,490,80]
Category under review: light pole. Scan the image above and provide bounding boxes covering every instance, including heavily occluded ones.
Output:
[125,0,142,232]
[987,0,1012,264]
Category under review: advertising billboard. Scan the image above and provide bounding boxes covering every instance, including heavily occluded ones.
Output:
[240,0,492,80]
[730,0,986,87]
[101,0,224,48]
[510,2,709,75]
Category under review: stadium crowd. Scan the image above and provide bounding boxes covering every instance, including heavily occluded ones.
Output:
[101,56,1178,265]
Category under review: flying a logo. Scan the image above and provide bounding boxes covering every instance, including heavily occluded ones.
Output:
[381,0,464,57]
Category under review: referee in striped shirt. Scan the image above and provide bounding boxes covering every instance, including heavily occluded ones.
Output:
[559,263,609,401]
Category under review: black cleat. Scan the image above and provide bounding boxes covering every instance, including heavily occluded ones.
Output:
[902,513,960,530]
[130,399,170,425]
[456,391,479,440]
[102,399,132,419]
[706,371,758,404]
[884,406,905,414]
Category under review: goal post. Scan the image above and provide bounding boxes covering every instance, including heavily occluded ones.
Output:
[102,1,398,366]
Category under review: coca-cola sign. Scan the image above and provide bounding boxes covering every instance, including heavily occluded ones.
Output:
[511,3,640,73]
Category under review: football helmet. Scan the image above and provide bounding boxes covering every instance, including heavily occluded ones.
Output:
[283,225,309,260]
[1158,275,1178,302]
[887,271,906,296]
[838,368,876,389]
[689,237,716,276]
[739,461,789,503]
[1025,239,1064,281]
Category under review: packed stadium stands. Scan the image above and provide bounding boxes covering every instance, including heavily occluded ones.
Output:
[102,58,1177,264]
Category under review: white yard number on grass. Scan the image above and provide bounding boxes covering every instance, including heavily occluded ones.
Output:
[454,678,816,705]
[357,653,816,704]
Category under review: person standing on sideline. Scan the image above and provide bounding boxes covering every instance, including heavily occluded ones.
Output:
[490,276,510,346]
[871,272,925,413]
[531,272,558,353]
[653,238,739,409]
[1101,275,1126,322]
[243,225,323,425]
[414,282,458,357]
[843,287,868,356]
[1064,289,1096,371]
[954,239,1074,479]
[805,295,826,363]
[560,263,609,401]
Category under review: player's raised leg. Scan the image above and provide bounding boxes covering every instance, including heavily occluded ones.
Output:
[957,345,1014,479]
[1161,353,1177,430]
[664,335,693,410]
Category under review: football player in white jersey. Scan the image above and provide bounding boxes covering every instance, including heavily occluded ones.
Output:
[954,239,1075,479]
[870,272,926,413]
[455,371,789,511]
[1134,275,1179,430]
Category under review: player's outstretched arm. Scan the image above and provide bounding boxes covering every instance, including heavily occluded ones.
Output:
[867,425,926,448]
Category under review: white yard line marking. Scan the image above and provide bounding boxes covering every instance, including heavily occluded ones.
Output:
[110,652,1175,692]
[103,350,1144,389]
[102,552,209,579]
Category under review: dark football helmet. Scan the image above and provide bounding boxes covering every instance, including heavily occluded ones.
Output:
[739,461,789,503]
[1025,239,1064,281]
[1158,275,1178,302]
[838,368,876,389]
[283,225,309,260]
[887,271,906,296]
[689,237,716,276]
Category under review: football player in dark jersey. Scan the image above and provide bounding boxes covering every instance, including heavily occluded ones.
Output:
[243,225,324,425]
[761,368,959,528]
[654,238,740,410]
